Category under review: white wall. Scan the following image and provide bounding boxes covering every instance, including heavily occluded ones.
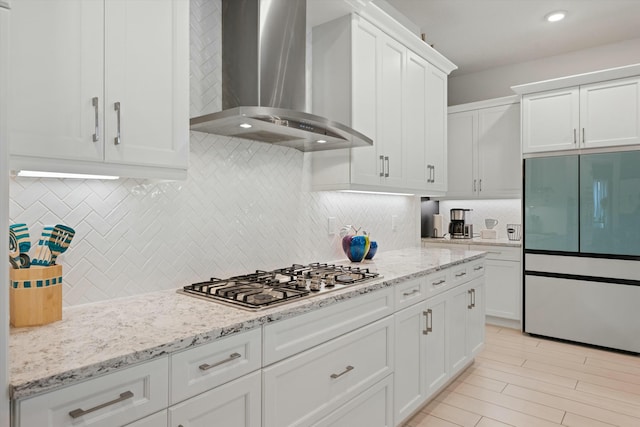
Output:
[449,37,640,105]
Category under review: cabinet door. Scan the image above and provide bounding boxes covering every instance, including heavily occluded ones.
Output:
[485,259,521,321]
[477,103,521,198]
[393,301,428,423]
[467,279,485,357]
[522,88,579,153]
[425,65,448,192]
[104,0,188,169]
[403,52,430,191]
[580,77,640,149]
[447,111,477,197]
[423,292,449,398]
[378,35,405,188]
[350,18,381,186]
[9,0,104,162]
[448,283,470,373]
[168,371,261,427]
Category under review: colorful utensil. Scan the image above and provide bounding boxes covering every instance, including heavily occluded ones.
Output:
[31,225,55,266]
[48,224,75,265]
[10,223,31,254]
[10,223,31,268]
[9,227,21,268]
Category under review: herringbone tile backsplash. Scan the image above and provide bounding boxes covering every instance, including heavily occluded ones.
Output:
[9,134,418,306]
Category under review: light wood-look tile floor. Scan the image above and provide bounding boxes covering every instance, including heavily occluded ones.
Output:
[405,325,640,427]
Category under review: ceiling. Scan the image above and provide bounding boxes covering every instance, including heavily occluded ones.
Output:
[384,0,640,77]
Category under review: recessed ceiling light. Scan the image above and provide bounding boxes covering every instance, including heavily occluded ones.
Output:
[239,123,252,129]
[316,139,327,144]
[545,10,567,22]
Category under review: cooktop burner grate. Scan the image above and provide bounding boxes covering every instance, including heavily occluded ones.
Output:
[179,263,380,310]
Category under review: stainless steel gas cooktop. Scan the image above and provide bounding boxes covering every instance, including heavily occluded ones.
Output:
[178,263,380,310]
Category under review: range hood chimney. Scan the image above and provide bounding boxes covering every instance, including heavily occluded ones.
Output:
[190,0,373,152]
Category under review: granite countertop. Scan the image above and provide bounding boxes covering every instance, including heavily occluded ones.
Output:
[422,237,522,247]
[9,246,485,400]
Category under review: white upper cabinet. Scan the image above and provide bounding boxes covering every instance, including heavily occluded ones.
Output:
[9,0,189,179]
[311,7,455,195]
[515,66,640,154]
[521,88,579,153]
[580,77,640,149]
[9,0,105,163]
[103,0,189,169]
[447,97,521,199]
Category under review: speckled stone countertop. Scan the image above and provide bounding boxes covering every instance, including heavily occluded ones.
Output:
[9,246,485,400]
[422,237,522,247]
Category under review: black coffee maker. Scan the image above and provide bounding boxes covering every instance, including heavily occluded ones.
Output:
[449,208,473,239]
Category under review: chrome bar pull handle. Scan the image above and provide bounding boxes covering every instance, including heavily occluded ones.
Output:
[69,391,134,419]
[114,102,121,145]
[432,279,446,286]
[384,156,390,177]
[474,265,483,271]
[199,352,241,371]
[92,97,99,142]
[473,179,477,192]
[403,289,419,297]
[467,289,473,309]
[455,271,466,278]
[330,365,354,379]
[472,288,476,308]
[582,128,585,145]
[431,165,435,183]
[573,128,577,144]
[479,179,482,192]
[379,155,384,177]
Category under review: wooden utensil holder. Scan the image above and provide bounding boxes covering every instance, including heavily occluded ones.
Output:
[10,265,63,327]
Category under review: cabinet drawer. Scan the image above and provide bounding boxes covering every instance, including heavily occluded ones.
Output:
[423,270,449,297]
[263,317,394,427]
[168,371,261,427]
[474,245,521,261]
[467,259,486,280]
[394,277,425,310]
[263,287,394,365]
[449,259,484,285]
[170,328,261,404]
[311,375,393,427]
[17,357,169,427]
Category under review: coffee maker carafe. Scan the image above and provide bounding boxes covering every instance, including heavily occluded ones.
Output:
[449,208,473,239]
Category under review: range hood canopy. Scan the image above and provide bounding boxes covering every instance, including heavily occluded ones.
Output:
[189,0,373,152]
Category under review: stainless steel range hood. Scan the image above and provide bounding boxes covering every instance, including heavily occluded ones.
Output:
[189,0,373,152]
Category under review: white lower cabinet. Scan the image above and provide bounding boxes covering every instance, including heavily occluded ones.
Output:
[168,371,261,427]
[450,278,485,373]
[262,317,394,427]
[393,291,448,423]
[12,261,486,427]
[393,265,485,426]
[423,241,521,327]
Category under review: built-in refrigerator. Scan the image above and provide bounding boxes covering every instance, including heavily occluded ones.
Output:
[523,151,640,353]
